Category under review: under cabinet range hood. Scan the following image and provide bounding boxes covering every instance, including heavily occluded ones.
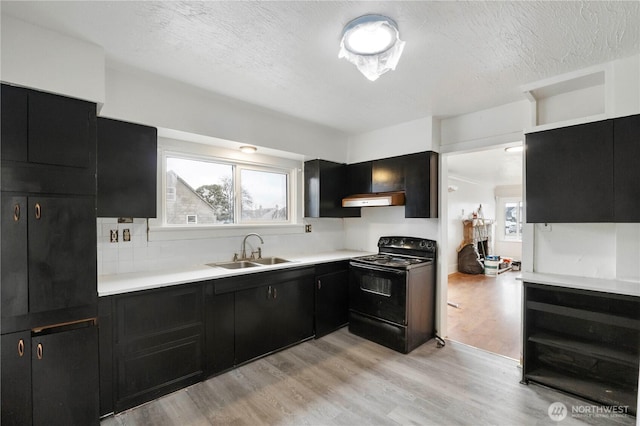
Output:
[342,191,405,207]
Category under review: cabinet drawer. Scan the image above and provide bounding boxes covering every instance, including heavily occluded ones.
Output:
[116,334,202,412]
[115,285,202,343]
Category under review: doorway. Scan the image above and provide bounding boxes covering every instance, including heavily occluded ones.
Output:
[444,144,523,360]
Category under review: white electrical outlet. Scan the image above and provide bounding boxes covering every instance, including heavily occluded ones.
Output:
[110,229,118,242]
[541,223,552,232]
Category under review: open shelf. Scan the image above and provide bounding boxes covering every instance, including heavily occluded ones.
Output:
[528,332,637,367]
[526,301,640,329]
[526,367,637,415]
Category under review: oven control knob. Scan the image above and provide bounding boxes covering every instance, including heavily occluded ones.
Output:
[426,241,434,250]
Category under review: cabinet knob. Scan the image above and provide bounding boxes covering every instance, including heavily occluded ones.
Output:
[36,343,43,360]
[318,280,322,290]
[17,339,25,357]
[267,285,272,299]
[273,287,277,299]
[34,203,42,220]
[13,203,20,222]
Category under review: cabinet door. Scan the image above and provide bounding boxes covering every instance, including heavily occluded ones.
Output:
[525,120,614,223]
[28,196,97,313]
[0,84,28,162]
[97,117,157,218]
[1,331,32,426]
[404,151,438,218]
[28,90,96,169]
[347,161,372,194]
[372,156,405,193]
[613,114,640,222]
[235,277,314,364]
[32,324,99,426]
[204,285,235,376]
[315,268,349,338]
[1,195,28,318]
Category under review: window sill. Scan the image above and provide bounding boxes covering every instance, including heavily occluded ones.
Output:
[148,223,305,242]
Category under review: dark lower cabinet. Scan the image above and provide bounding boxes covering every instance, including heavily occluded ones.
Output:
[1,331,31,426]
[235,271,314,364]
[110,285,203,413]
[204,284,235,376]
[1,324,99,426]
[522,282,639,414]
[315,261,349,338]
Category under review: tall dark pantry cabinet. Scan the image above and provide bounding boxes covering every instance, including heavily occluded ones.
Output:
[1,84,100,425]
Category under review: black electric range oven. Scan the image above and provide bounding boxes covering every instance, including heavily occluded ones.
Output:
[349,236,436,354]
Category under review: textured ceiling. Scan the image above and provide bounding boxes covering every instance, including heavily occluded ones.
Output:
[3,1,640,135]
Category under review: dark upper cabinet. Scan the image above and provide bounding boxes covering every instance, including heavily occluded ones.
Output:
[346,152,439,218]
[613,114,640,222]
[1,195,28,318]
[347,161,373,194]
[404,151,439,218]
[304,159,360,218]
[315,261,349,338]
[97,117,158,218]
[28,196,97,314]
[1,84,96,169]
[1,84,29,162]
[372,156,405,192]
[525,117,640,223]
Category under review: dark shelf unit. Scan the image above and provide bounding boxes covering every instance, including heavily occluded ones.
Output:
[522,282,639,415]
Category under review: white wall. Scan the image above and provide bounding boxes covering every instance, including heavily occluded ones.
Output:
[102,66,350,163]
[446,179,496,274]
[1,15,105,104]
[347,116,439,163]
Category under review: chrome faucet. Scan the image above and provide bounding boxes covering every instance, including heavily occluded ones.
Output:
[241,233,264,260]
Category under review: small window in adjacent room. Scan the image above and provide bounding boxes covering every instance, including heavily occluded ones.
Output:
[503,199,523,240]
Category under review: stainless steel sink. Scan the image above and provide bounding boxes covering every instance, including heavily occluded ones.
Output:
[207,260,261,269]
[251,257,291,265]
[207,257,291,269]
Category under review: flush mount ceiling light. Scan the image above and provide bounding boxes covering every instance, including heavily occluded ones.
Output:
[239,145,257,154]
[339,14,406,81]
[504,146,524,153]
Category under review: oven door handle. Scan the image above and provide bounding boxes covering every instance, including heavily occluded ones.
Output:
[349,261,406,275]
[359,287,392,297]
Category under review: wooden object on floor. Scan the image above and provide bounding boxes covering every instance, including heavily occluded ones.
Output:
[101,328,634,426]
[447,271,521,360]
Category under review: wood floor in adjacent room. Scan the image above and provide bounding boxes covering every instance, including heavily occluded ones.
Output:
[447,270,522,360]
[102,328,633,426]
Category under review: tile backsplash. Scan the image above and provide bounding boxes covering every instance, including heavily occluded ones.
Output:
[96,218,345,276]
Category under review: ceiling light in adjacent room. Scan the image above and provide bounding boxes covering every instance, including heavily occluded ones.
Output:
[239,146,257,154]
[505,146,523,153]
[339,14,406,81]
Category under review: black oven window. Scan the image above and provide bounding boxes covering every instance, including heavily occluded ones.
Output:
[360,275,392,297]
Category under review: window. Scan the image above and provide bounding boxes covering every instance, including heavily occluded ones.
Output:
[164,154,290,226]
[503,199,523,240]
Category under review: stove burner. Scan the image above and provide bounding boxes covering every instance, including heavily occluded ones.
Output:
[352,254,430,269]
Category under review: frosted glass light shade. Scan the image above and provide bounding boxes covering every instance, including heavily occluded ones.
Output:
[339,15,406,81]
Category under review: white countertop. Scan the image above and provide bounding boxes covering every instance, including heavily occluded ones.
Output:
[518,271,640,298]
[98,250,372,296]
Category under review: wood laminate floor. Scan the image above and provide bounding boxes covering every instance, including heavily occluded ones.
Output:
[101,328,634,426]
[447,271,522,360]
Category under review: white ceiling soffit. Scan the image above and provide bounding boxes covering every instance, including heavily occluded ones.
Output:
[3,1,639,135]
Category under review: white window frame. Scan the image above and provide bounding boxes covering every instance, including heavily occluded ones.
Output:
[148,140,303,241]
